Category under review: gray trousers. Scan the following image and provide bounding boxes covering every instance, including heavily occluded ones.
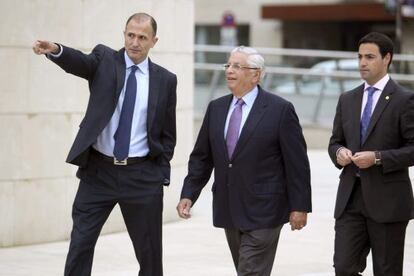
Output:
[225,225,283,276]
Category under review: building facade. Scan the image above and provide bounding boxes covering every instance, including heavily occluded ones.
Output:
[0,0,194,246]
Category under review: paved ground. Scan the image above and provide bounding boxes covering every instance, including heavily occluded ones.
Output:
[0,150,413,276]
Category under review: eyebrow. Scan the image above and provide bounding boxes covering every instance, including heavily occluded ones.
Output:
[358,53,376,57]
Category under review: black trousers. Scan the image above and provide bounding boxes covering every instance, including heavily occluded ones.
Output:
[225,225,283,276]
[334,179,408,276]
[64,152,164,276]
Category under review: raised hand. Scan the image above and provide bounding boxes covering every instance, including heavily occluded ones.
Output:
[32,40,60,55]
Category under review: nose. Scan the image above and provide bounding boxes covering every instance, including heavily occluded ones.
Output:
[359,58,367,67]
[226,65,235,73]
[131,37,140,47]
[225,68,234,77]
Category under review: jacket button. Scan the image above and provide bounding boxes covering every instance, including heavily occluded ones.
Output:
[228,163,232,168]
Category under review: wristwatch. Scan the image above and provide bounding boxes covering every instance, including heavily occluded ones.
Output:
[374,151,382,165]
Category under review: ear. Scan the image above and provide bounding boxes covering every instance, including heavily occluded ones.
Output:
[384,52,391,67]
[253,70,261,83]
[152,36,159,47]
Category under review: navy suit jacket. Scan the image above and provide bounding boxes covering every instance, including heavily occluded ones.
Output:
[328,79,414,222]
[181,87,312,231]
[49,44,177,183]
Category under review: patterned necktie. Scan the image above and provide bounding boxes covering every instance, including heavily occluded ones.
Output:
[226,99,244,159]
[113,65,138,160]
[360,86,376,143]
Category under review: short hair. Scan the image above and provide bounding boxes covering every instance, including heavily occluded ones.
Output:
[358,32,394,68]
[125,13,157,36]
[231,46,266,81]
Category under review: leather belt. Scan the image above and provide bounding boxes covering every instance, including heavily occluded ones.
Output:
[90,148,148,166]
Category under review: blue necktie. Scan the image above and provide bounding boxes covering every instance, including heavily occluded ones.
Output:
[226,99,244,159]
[360,86,376,143]
[113,65,138,160]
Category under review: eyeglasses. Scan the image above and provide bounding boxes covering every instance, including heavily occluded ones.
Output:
[223,63,260,71]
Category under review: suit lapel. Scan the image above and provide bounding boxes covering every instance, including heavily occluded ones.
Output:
[362,80,394,145]
[114,49,126,101]
[231,88,267,159]
[147,59,161,131]
[351,86,364,148]
[217,95,233,161]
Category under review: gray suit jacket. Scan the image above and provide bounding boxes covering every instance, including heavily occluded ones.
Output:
[328,79,414,222]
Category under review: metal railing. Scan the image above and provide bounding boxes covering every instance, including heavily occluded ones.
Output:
[194,45,414,126]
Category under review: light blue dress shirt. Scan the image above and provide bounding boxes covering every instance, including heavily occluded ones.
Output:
[360,74,390,118]
[94,52,150,157]
[224,86,259,138]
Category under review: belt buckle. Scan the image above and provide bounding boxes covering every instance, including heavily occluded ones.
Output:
[114,158,127,165]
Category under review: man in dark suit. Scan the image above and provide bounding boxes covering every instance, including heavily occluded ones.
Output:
[177,46,312,275]
[328,32,414,276]
[32,13,176,276]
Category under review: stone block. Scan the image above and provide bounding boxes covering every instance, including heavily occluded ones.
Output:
[172,109,194,167]
[4,178,75,245]
[82,0,125,49]
[0,115,75,180]
[0,1,83,48]
[173,54,194,111]
[28,52,89,113]
[0,48,30,113]
[0,181,14,247]
[1,0,193,246]
[172,0,194,53]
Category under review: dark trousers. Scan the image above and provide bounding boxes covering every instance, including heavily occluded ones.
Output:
[64,152,164,276]
[225,225,283,276]
[334,179,408,276]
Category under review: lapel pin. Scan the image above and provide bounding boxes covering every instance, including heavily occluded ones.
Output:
[385,96,390,100]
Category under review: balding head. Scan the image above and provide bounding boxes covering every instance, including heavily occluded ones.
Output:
[125,13,157,37]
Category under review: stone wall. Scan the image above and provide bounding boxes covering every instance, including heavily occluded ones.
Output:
[0,0,194,246]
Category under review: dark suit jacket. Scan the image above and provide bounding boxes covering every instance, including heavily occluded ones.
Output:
[49,44,177,183]
[328,79,414,222]
[181,87,312,231]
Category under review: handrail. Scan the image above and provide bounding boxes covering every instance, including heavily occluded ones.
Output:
[194,44,414,62]
[194,45,414,126]
[194,63,414,83]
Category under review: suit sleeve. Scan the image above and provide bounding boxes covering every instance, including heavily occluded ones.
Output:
[381,93,414,173]
[180,103,214,204]
[279,102,312,212]
[47,44,104,81]
[159,73,177,182]
[328,93,346,169]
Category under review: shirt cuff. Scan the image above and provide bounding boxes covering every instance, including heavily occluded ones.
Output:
[47,43,63,58]
[336,147,345,157]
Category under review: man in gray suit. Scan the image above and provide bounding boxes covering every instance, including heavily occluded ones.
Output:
[177,46,312,275]
[33,13,176,276]
[329,32,414,276]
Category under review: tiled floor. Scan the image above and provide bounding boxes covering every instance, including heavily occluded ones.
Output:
[0,151,413,276]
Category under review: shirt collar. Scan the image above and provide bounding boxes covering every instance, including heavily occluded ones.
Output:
[124,51,149,74]
[364,74,390,92]
[232,86,259,107]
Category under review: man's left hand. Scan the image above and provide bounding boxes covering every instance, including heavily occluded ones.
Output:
[289,211,307,231]
[351,151,375,168]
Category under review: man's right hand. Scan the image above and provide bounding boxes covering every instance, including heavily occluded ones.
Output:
[176,198,193,219]
[32,40,60,55]
[337,147,353,167]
